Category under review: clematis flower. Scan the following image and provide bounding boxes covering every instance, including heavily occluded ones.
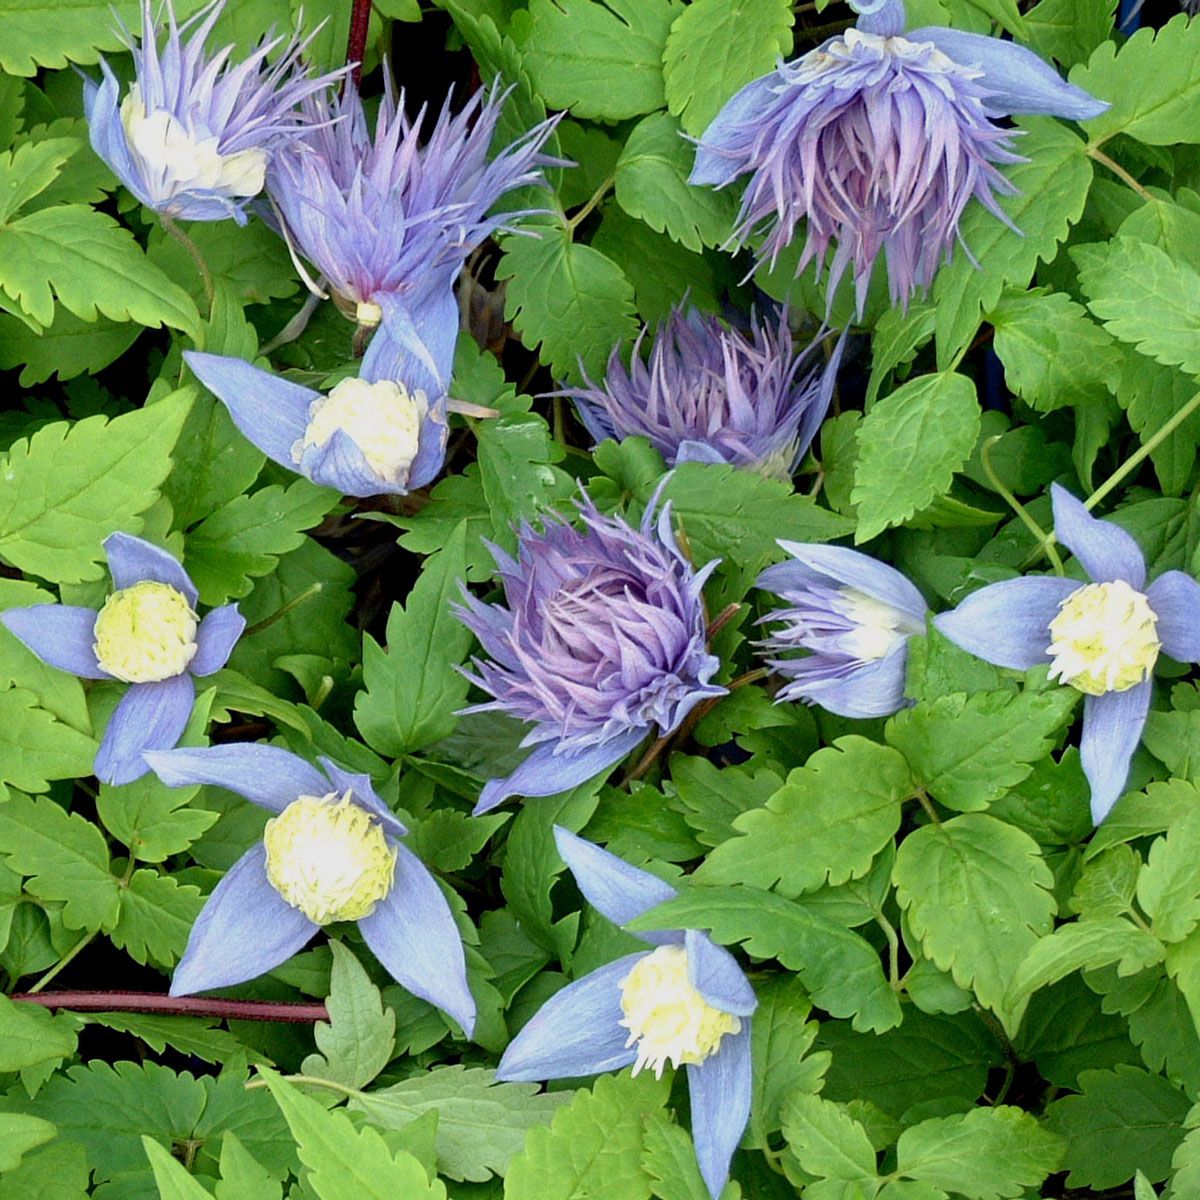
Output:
[454,489,727,815]
[497,828,755,1200]
[143,744,476,1032]
[935,485,1200,823]
[0,534,243,786]
[84,0,344,225]
[756,542,928,719]
[266,80,561,386]
[690,0,1108,313]
[182,349,448,499]
[556,306,844,479]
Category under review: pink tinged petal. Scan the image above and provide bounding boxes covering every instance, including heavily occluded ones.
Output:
[554,827,679,943]
[1081,680,1153,826]
[687,1022,753,1200]
[933,576,1080,670]
[357,843,475,1036]
[183,350,313,467]
[189,605,245,675]
[685,929,757,1017]
[494,954,646,1082]
[319,757,407,838]
[142,744,332,811]
[1050,484,1146,589]
[94,674,195,786]
[170,844,318,996]
[1147,571,1200,663]
[0,605,108,679]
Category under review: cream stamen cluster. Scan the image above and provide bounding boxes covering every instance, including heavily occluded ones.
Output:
[93,581,199,683]
[1047,580,1161,696]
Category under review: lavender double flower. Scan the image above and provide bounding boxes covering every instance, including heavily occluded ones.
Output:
[559,307,843,478]
[455,491,726,814]
[0,534,243,785]
[757,542,928,718]
[144,744,475,1034]
[936,485,1200,823]
[690,0,1108,312]
[497,828,755,1200]
[84,0,343,224]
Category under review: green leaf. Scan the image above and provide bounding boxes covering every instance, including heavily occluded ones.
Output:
[629,885,902,1033]
[0,307,139,386]
[503,1071,667,1200]
[0,791,119,931]
[662,0,792,135]
[97,773,218,864]
[1138,810,1200,943]
[259,1069,445,1200]
[351,1065,572,1182]
[0,995,77,1071]
[498,219,639,383]
[614,112,736,252]
[0,137,80,223]
[698,736,911,895]
[1024,0,1115,67]
[411,809,511,873]
[0,1112,56,1173]
[143,1136,216,1200]
[667,755,783,849]
[354,523,474,757]
[893,813,1056,1030]
[301,943,395,1090]
[514,0,681,120]
[88,1011,256,1067]
[851,372,981,542]
[1116,351,1200,498]
[0,204,200,336]
[932,119,1091,368]
[214,1132,282,1200]
[896,1106,1063,1200]
[0,388,192,584]
[642,1114,727,1200]
[0,686,98,792]
[0,0,179,74]
[1046,1065,1190,1189]
[109,869,204,968]
[884,688,1078,813]
[1075,15,1200,146]
[780,1092,878,1191]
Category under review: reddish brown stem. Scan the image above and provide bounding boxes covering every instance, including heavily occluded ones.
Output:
[11,991,328,1024]
[345,0,372,89]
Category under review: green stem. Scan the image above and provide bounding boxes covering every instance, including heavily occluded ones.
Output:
[1087,145,1154,204]
[160,213,214,314]
[875,912,901,989]
[26,930,97,995]
[979,436,1064,576]
[244,583,323,638]
[244,1073,360,1098]
[565,176,615,234]
[913,789,942,827]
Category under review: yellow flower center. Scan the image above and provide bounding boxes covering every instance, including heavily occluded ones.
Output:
[294,378,427,484]
[618,944,740,1078]
[262,792,396,925]
[93,581,198,683]
[1047,580,1161,696]
[837,587,922,662]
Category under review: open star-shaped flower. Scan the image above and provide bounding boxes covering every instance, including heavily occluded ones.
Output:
[935,484,1200,823]
[497,828,756,1200]
[0,533,243,786]
[143,744,475,1034]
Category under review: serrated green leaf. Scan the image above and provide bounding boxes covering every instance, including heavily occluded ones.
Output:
[1024,0,1114,67]
[0,995,77,1072]
[0,307,140,386]
[1069,844,1141,919]
[642,1113,732,1200]
[780,1092,878,1191]
[143,1136,215,1200]
[1116,350,1200,498]
[698,736,911,895]
[0,137,80,223]
[1138,810,1200,943]
[88,1011,256,1067]
[851,372,980,542]
[0,686,97,792]
[97,773,217,863]
[109,869,203,968]
[411,808,510,873]
[667,755,783,849]
[0,1112,55,1173]
[214,1132,282,1200]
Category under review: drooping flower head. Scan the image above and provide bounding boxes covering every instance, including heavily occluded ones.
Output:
[144,744,476,1034]
[84,0,345,224]
[497,829,756,1200]
[936,484,1200,823]
[0,533,244,785]
[267,80,562,385]
[558,306,844,478]
[690,0,1108,313]
[182,348,449,499]
[454,489,727,814]
[756,542,928,719]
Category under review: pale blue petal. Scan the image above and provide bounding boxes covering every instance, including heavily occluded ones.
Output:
[358,843,475,1035]
[691,75,780,186]
[911,28,1111,121]
[190,605,245,676]
[297,428,387,498]
[1081,680,1152,825]
[495,954,644,1082]
[854,0,905,35]
[94,674,194,786]
[687,1023,753,1200]
[1050,485,1146,588]
[933,575,1078,670]
[473,727,647,815]
[685,930,757,1017]
[171,844,317,996]
[104,532,198,606]
[319,757,407,838]
[760,543,928,620]
[674,440,730,468]
[364,284,460,397]
[555,827,679,943]
[791,637,912,720]
[0,605,108,679]
[143,744,331,811]
[1147,571,1200,664]
[405,398,450,492]
[83,63,155,209]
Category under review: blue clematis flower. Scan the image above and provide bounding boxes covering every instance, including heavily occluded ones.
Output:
[0,533,243,786]
[690,0,1109,312]
[756,542,928,719]
[143,743,476,1034]
[83,0,344,225]
[497,828,756,1200]
[182,348,449,499]
[936,484,1200,823]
